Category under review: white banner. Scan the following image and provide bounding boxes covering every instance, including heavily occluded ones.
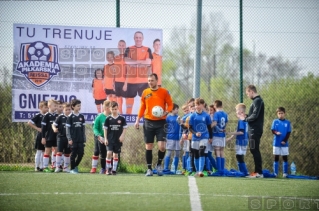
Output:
[12,24,163,124]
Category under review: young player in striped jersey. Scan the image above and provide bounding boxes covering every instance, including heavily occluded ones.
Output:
[163,103,181,173]
[211,100,228,174]
[66,99,86,174]
[92,68,107,113]
[226,103,249,176]
[52,103,72,173]
[104,101,127,175]
[91,100,111,174]
[189,98,213,177]
[41,99,58,173]
[27,101,48,171]
[271,107,292,178]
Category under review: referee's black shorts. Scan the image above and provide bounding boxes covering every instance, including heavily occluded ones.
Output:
[143,119,166,143]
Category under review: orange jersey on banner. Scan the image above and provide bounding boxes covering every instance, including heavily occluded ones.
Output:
[138,87,173,121]
[125,46,152,84]
[152,53,162,85]
[114,54,126,83]
[92,78,106,100]
[103,64,116,90]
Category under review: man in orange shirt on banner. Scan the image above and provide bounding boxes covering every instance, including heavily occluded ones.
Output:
[124,31,153,114]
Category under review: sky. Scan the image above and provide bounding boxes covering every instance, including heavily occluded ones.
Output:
[1,0,318,75]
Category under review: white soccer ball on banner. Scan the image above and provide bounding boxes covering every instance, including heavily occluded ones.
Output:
[152,106,164,118]
[27,41,51,61]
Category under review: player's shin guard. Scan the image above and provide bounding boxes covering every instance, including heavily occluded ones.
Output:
[91,156,99,169]
[221,157,225,171]
[207,151,217,169]
[187,156,192,172]
[51,152,56,168]
[273,161,279,176]
[283,161,288,174]
[194,158,199,172]
[242,162,249,175]
[216,157,221,172]
[173,157,179,172]
[43,154,50,168]
[55,153,62,168]
[35,150,42,168]
[39,151,44,169]
[164,156,170,171]
[112,158,119,171]
[157,150,166,166]
[205,157,212,171]
[199,157,205,172]
[63,154,70,168]
[182,155,186,170]
[237,162,241,172]
[106,158,112,169]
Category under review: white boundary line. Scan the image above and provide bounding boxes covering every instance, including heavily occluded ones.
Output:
[188,177,203,211]
[0,192,315,201]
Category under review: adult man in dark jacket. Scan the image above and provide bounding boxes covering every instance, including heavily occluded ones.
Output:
[240,85,264,178]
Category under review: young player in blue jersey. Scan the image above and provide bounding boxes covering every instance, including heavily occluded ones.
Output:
[189,98,212,177]
[66,99,86,174]
[271,107,292,178]
[211,100,228,173]
[163,103,181,173]
[52,102,72,173]
[179,98,196,175]
[226,103,249,176]
[27,101,48,171]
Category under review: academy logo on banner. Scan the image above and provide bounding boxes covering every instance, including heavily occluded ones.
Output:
[16,41,61,87]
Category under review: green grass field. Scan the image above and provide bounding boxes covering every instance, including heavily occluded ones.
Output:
[0,171,318,211]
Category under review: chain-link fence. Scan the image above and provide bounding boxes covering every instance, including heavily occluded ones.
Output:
[0,0,318,176]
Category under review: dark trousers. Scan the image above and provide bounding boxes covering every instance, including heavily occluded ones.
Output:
[94,136,107,169]
[249,131,263,174]
[70,143,84,170]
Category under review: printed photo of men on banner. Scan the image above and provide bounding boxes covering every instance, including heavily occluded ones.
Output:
[12,24,163,124]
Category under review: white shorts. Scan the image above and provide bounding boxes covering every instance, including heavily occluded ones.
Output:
[166,139,181,151]
[206,142,213,152]
[273,146,289,156]
[183,139,190,152]
[191,139,208,153]
[212,137,226,147]
[236,145,247,155]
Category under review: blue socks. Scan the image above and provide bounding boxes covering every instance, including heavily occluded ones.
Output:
[164,156,170,171]
[205,157,212,171]
[195,158,199,172]
[273,161,279,176]
[207,151,217,169]
[239,162,249,175]
[221,157,225,171]
[199,157,205,172]
[216,157,221,171]
[283,161,288,174]
[173,157,179,172]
